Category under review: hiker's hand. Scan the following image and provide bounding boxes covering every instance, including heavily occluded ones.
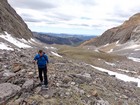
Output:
[33,60,36,64]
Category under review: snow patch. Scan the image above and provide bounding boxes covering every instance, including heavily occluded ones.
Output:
[116,40,119,44]
[51,51,62,58]
[128,57,140,62]
[0,32,31,48]
[103,43,109,47]
[118,69,137,74]
[46,47,57,50]
[28,38,41,45]
[50,47,57,50]
[125,44,140,49]
[88,64,140,87]
[0,42,13,50]
[108,49,113,53]
[105,62,116,66]
[134,49,140,51]
[95,49,99,52]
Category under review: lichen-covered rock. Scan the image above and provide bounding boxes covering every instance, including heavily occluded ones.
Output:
[0,83,21,104]
[22,79,34,91]
[12,63,23,72]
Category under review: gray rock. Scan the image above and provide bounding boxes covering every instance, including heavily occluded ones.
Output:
[3,70,15,77]
[94,99,110,105]
[0,83,21,104]
[22,79,34,91]
[72,73,92,83]
[12,63,23,73]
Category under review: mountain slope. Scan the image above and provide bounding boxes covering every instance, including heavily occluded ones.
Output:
[0,0,32,40]
[33,32,84,45]
[82,13,140,47]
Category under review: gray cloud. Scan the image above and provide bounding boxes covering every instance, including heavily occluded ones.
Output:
[8,0,57,10]
[43,12,76,23]
[80,17,92,20]
[52,13,76,21]
[92,24,102,28]
[68,23,90,27]
[105,18,124,23]
[20,13,70,25]
[20,13,41,22]
[111,7,133,19]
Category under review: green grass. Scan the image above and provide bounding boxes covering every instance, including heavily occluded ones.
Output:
[57,45,126,64]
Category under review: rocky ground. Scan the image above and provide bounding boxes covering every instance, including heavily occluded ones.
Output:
[0,48,140,105]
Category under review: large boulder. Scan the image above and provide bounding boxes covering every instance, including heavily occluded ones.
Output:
[0,83,21,104]
[22,79,34,91]
[94,99,110,105]
[12,63,23,72]
[71,73,92,84]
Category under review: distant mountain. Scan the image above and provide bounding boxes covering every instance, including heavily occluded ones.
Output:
[33,32,96,45]
[0,0,32,40]
[81,13,140,47]
[38,32,96,41]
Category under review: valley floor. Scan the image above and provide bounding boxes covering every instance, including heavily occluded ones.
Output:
[0,47,140,105]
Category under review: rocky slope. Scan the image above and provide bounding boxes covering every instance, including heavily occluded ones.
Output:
[82,13,140,47]
[81,13,140,57]
[0,0,32,40]
[0,48,140,105]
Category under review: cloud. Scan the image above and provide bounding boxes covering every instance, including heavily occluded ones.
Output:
[105,18,124,23]
[7,0,140,35]
[8,0,57,10]
[46,13,76,21]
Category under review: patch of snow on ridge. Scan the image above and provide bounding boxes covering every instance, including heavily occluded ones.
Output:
[128,57,140,62]
[103,43,109,47]
[28,38,41,45]
[0,42,13,50]
[87,64,140,87]
[134,49,140,51]
[0,32,31,48]
[51,51,62,58]
[118,69,137,74]
[108,49,113,53]
[95,49,99,52]
[105,62,116,66]
[116,40,119,44]
[125,44,140,49]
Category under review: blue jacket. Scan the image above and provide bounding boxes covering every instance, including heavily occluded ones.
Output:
[34,54,49,68]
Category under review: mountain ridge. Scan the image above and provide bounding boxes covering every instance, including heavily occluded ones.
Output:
[0,0,32,40]
[81,13,140,47]
[33,32,95,45]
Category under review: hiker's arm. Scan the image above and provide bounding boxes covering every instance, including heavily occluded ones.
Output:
[33,55,37,63]
[45,55,49,63]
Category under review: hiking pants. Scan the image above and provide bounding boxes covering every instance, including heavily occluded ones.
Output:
[38,65,48,85]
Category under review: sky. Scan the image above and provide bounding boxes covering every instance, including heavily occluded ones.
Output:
[8,0,140,36]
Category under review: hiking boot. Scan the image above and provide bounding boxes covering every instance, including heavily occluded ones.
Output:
[42,85,48,89]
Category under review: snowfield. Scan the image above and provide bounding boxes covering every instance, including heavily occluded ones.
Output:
[0,32,31,48]
[0,42,13,50]
[87,64,140,87]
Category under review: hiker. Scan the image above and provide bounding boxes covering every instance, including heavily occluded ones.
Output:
[33,50,49,88]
